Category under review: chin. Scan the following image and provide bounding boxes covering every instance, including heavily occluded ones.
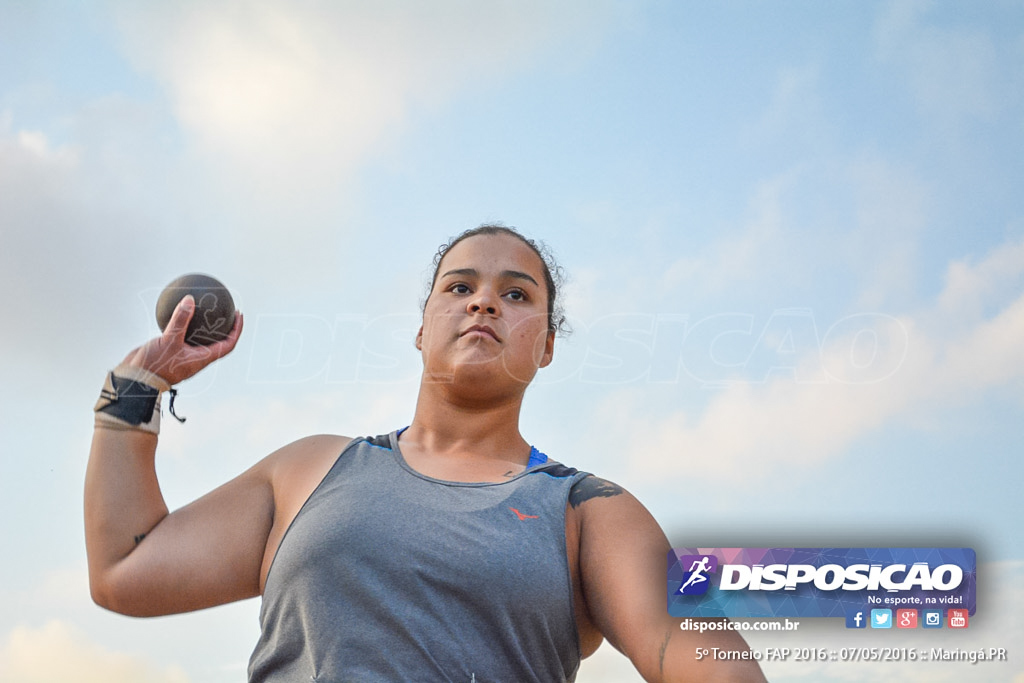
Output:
[451,362,533,394]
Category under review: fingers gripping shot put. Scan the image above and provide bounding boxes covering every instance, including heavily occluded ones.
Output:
[85,226,766,682]
[155,273,236,346]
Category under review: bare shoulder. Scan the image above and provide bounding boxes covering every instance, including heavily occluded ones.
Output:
[257,434,354,590]
[569,475,667,565]
[259,433,353,472]
[569,475,629,509]
[569,475,658,530]
[576,480,665,556]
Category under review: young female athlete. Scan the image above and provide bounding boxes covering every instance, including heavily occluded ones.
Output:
[85,225,766,682]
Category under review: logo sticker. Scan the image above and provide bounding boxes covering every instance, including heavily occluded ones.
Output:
[668,548,976,620]
[676,555,718,596]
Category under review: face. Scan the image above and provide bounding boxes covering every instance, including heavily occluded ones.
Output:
[416,233,555,391]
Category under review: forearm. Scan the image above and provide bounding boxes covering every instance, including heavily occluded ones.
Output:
[84,426,169,608]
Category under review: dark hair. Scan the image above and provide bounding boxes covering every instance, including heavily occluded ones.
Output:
[425,223,568,335]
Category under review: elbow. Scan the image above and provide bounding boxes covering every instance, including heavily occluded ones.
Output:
[89,572,126,615]
[89,570,152,618]
[89,575,120,613]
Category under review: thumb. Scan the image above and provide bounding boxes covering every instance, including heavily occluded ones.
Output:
[165,295,195,340]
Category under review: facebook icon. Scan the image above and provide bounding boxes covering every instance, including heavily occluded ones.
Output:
[846,610,867,629]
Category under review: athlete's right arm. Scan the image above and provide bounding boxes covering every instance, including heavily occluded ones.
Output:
[85,429,274,616]
[85,295,271,616]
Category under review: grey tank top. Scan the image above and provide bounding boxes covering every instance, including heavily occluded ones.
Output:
[248,431,590,683]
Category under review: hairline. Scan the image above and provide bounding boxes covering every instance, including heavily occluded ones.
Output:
[425,225,564,334]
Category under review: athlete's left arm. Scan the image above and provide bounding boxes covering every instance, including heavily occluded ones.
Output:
[573,477,767,683]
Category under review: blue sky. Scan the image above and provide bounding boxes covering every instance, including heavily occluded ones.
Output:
[2,1,1023,681]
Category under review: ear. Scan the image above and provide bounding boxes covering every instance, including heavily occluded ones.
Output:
[538,330,555,368]
[415,325,423,351]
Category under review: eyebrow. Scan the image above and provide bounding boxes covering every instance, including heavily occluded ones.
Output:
[440,268,540,287]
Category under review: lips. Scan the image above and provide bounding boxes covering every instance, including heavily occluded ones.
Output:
[460,324,500,342]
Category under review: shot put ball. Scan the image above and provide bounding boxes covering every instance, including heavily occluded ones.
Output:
[155,273,236,346]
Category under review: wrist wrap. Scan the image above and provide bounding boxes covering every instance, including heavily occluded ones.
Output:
[94,364,173,434]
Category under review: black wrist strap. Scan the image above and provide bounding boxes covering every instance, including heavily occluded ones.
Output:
[94,372,160,425]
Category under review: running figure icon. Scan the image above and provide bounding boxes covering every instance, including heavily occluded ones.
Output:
[678,556,713,593]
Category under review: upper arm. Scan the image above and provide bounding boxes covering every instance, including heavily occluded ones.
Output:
[574,477,672,678]
[574,477,766,683]
[102,434,347,617]
[105,462,275,616]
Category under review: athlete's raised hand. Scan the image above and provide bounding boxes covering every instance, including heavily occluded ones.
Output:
[122,295,243,386]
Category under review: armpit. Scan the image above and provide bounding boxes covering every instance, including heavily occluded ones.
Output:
[568,476,624,508]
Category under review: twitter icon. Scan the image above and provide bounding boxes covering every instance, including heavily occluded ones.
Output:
[871,609,892,629]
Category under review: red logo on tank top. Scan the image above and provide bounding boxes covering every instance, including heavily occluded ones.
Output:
[509,507,539,521]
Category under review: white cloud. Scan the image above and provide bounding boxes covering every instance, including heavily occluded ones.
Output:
[111,0,620,204]
[0,621,189,683]
[0,127,91,357]
[937,235,1024,323]
[660,153,930,311]
[1,1,623,370]
[0,121,175,368]
[0,121,79,199]
[663,173,792,295]
[609,235,1024,481]
[13,130,73,161]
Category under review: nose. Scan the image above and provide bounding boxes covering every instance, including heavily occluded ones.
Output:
[467,289,498,316]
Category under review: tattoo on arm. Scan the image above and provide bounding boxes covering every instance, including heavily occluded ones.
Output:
[568,476,624,508]
[658,628,673,677]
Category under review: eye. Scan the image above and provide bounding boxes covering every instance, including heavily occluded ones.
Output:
[448,283,471,295]
[505,289,527,302]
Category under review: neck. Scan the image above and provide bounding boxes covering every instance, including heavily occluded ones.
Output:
[402,376,530,464]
